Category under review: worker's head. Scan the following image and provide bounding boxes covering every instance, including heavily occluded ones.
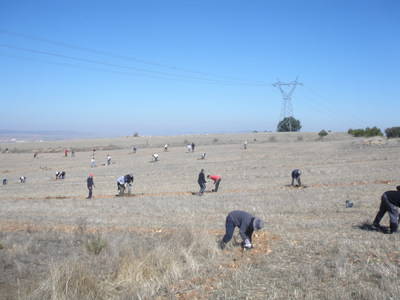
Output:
[201,169,204,173]
[88,173,94,178]
[397,185,400,191]
[253,218,264,231]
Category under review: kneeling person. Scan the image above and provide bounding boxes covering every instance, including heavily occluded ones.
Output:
[221,210,264,249]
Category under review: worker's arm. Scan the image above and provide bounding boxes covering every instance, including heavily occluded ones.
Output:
[239,223,250,241]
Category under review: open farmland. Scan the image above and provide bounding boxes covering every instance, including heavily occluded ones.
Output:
[1,132,400,299]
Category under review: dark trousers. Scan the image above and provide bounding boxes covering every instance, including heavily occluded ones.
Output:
[87,187,93,198]
[214,179,221,192]
[373,194,399,232]
[118,183,125,195]
[199,182,206,194]
[223,216,235,243]
[291,176,301,186]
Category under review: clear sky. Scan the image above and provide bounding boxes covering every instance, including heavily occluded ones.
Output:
[0,0,399,136]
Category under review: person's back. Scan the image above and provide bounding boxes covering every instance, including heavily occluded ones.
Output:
[87,176,94,187]
[383,190,400,207]
[228,210,253,227]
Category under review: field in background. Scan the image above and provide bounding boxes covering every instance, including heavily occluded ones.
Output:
[1,132,400,299]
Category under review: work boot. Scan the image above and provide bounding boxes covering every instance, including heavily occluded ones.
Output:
[390,223,398,234]
[220,240,226,250]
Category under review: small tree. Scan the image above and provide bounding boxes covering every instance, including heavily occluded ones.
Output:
[277,117,302,132]
[318,129,328,139]
[385,127,400,138]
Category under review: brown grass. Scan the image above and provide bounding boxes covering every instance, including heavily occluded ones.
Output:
[1,132,400,299]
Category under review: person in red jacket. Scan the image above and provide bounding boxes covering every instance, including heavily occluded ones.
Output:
[207,174,222,192]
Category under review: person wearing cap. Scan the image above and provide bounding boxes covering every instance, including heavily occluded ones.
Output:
[220,210,264,250]
[152,153,159,161]
[291,169,302,186]
[372,186,400,234]
[197,169,206,195]
[86,174,95,199]
[117,174,134,196]
[207,174,222,192]
[106,154,112,166]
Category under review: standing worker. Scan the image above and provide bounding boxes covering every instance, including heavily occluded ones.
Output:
[372,186,400,234]
[106,154,112,166]
[220,210,264,250]
[197,169,206,196]
[91,157,96,168]
[191,142,195,152]
[164,144,168,152]
[291,169,302,186]
[86,174,95,199]
[207,174,222,192]
[243,140,248,150]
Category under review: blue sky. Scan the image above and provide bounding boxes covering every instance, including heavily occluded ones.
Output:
[0,0,399,136]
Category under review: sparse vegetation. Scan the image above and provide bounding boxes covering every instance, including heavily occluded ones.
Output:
[348,127,383,137]
[1,132,400,299]
[133,132,139,137]
[277,116,302,132]
[268,136,277,142]
[85,234,107,255]
[385,127,400,138]
[212,138,219,143]
[297,135,303,141]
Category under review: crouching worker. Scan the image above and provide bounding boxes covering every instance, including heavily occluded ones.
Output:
[372,186,400,234]
[117,174,134,196]
[207,174,222,192]
[220,210,264,250]
[291,169,302,186]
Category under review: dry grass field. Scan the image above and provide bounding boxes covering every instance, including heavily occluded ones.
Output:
[1,132,400,299]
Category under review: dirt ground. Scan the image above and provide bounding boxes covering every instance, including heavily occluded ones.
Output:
[1,132,400,299]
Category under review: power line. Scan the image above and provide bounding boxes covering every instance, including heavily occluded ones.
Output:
[0,29,268,85]
[0,44,268,86]
[0,52,266,87]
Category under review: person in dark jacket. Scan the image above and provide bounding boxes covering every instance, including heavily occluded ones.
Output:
[191,142,195,152]
[291,169,302,186]
[373,186,400,233]
[221,210,264,249]
[197,169,206,195]
[86,174,95,199]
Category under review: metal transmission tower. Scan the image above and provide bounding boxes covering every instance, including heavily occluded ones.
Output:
[273,78,303,131]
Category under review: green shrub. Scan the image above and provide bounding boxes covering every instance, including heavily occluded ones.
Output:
[85,234,107,255]
[348,127,382,137]
[318,130,328,138]
[385,127,400,138]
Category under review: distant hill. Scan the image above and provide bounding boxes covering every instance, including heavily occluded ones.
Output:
[0,130,95,142]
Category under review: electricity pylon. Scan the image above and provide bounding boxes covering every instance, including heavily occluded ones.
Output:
[273,77,303,131]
